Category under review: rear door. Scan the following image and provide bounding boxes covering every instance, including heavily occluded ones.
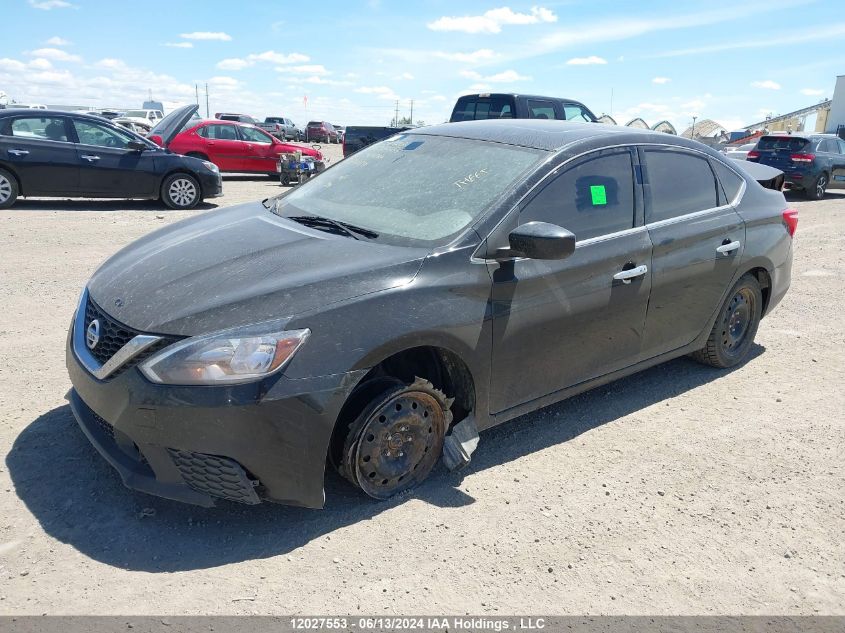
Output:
[0,115,78,194]
[196,123,247,171]
[489,147,652,412]
[639,147,745,358]
[71,118,158,197]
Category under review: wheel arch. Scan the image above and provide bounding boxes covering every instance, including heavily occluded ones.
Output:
[0,162,24,196]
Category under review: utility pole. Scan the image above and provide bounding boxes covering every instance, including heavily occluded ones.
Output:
[610,88,613,117]
[691,115,697,138]
[409,99,414,124]
[205,83,209,118]
[195,84,199,106]
[394,100,399,126]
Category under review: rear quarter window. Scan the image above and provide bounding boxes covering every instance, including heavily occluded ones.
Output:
[645,150,719,223]
[710,160,745,204]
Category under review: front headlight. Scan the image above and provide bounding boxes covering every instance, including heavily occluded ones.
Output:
[202,160,219,173]
[140,326,309,385]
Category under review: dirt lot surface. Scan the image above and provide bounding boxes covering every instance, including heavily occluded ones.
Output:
[0,146,843,615]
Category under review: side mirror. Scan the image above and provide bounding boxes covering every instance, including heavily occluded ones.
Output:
[497,221,576,260]
[127,139,147,151]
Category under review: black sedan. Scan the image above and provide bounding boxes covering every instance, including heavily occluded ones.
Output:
[0,109,222,209]
[66,120,795,508]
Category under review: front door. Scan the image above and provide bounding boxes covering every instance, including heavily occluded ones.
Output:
[0,115,78,194]
[639,147,745,358]
[238,126,278,173]
[71,118,158,197]
[489,147,652,413]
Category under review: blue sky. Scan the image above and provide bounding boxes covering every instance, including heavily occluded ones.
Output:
[1,0,842,131]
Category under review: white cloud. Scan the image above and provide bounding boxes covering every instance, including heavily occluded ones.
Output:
[396,72,414,80]
[433,49,497,64]
[801,88,825,96]
[208,76,240,88]
[28,58,53,70]
[276,64,330,76]
[45,36,70,46]
[566,56,607,65]
[95,58,127,70]
[486,69,531,82]
[28,0,74,9]
[165,42,193,49]
[652,76,671,84]
[180,31,232,41]
[218,50,310,70]
[355,85,399,100]
[428,6,557,34]
[216,58,251,70]
[28,48,81,62]
[751,80,781,90]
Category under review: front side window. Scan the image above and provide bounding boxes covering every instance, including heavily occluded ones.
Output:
[563,104,592,122]
[3,117,69,142]
[273,134,545,246]
[521,150,635,241]
[527,100,557,120]
[240,126,273,143]
[645,150,719,223]
[73,119,134,148]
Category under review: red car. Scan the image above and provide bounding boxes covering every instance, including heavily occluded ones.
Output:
[149,105,324,175]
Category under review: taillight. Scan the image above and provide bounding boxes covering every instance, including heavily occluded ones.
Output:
[747,150,760,159]
[790,153,815,163]
[782,209,798,237]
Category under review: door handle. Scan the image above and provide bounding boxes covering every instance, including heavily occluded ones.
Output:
[613,264,648,284]
[8,149,29,156]
[716,240,741,256]
[81,155,101,162]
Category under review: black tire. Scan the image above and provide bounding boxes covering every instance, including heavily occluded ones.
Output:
[0,168,19,209]
[805,172,827,200]
[691,273,763,368]
[161,173,201,210]
[339,377,453,500]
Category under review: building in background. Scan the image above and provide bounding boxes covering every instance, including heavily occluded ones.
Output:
[827,75,845,138]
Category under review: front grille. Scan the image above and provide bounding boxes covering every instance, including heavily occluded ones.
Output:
[82,296,179,376]
[168,449,261,505]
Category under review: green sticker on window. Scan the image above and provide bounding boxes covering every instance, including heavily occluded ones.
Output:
[590,185,607,206]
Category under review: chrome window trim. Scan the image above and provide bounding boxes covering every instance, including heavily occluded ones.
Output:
[72,289,164,380]
[645,203,735,230]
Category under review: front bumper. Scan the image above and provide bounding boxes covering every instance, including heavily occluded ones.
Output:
[66,320,365,508]
[199,170,223,199]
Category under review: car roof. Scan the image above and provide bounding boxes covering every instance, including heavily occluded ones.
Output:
[412,119,711,152]
[455,93,587,102]
[0,108,121,122]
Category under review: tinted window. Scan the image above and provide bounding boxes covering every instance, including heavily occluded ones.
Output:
[818,139,836,153]
[4,117,68,142]
[451,96,514,121]
[757,136,810,151]
[711,160,745,204]
[527,99,556,120]
[199,124,239,140]
[522,151,635,241]
[240,126,273,143]
[838,139,845,154]
[563,104,592,122]
[73,119,134,148]
[645,150,718,222]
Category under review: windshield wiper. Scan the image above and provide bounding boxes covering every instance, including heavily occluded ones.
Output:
[288,215,379,240]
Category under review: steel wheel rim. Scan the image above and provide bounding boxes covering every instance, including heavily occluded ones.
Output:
[169,178,197,207]
[817,175,827,197]
[0,175,11,204]
[721,287,755,353]
[353,390,446,499]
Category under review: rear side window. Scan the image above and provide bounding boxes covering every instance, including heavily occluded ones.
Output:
[818,139,837,153]
[521,150,635,241]
[527,99,556,120]
[3,117,69,142]
[757,136,810,151]
[199,124,239,140]
[451,97,514,121]
[645,150,719,223]
[711,160,745,204]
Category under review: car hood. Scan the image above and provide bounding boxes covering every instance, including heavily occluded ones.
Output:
[87,202,428,336]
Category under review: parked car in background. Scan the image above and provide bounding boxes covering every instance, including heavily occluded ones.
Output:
[305,121,339,143]
[150,105,324,176]
[747,133,845,199]
[0,108,221,209]
[114,117,152,135]
[259,116,300,141]
[333,125,345,143]
[216,113,260,125]
[9,103,48,110]
[450,93,597,123]
[122,109,164,128]
[342,125,411,157]
[88,109,123,120]
[65,119,793,508]
[724,142,757,161]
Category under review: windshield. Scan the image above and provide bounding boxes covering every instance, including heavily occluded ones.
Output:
[271,134,545,246]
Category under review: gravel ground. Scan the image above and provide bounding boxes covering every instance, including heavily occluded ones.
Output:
[0,158,843,615]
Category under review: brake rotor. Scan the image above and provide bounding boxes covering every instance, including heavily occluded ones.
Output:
[345,378,452,500]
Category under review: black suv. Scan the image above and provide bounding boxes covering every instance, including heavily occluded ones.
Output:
[450,93,597,123]
[747,133,845,199]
